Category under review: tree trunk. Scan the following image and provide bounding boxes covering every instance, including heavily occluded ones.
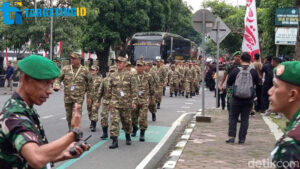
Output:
[96,45,110,77]
[295,5,300,60]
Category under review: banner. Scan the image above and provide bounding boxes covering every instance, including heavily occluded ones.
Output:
[242,0,260,60]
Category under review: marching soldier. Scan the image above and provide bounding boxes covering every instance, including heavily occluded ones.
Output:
[107,57,138,149]
[177,61,185,96]
[145,61,160,121]
[131,60,154,142]
[269,61,300,168]
[87,65,102,132]
[98,65,116,139]
[168,64,181,97]
[156,59,167,109]
[54,53,91,131]
[184,61,196,98]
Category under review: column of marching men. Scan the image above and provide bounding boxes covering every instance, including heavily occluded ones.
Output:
[54,53,202,149]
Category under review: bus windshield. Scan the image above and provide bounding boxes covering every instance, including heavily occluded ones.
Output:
[133,45,161,60]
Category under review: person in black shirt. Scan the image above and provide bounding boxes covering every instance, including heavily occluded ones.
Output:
[226,52,259,144]
[261,55,273,112]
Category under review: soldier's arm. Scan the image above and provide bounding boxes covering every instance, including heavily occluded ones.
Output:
[97,80,105,103]
[86,73,93,99]
[130,75,139,105]
[53,66,65,87]
[149,75,155,97]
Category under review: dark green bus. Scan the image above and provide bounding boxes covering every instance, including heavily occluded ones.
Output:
[127,32,198,64]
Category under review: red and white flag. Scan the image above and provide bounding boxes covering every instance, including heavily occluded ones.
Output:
[242,0,260,60]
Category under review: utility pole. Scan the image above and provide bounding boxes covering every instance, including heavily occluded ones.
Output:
[50,0,53,60]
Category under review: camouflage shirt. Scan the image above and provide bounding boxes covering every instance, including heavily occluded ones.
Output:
[98,76,110,105]
[184,68,196,82]
[54,65,91,104]
[107,70,138,108]
[0,93,48,169]
[272,109,300,169]
[136,72,155,104]
[168,70,181,84]
[88,75,102,100]
[156,66,168,84]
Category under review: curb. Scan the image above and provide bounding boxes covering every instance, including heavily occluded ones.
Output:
[161,113,198,169]
[261,114,283,140]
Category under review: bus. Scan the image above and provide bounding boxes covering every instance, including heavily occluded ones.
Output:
[127,32,198,64]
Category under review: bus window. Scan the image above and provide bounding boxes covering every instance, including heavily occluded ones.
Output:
[133,45,161,61]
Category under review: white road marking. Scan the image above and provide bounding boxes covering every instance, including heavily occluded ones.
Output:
[42,115,53,119]
[185,102,193,105]
[162,161,176,169]
[61,117,66,120]
[136,113,193,169]
[262,115,283,140]
[181,106,190,109]
[176,111,186,113]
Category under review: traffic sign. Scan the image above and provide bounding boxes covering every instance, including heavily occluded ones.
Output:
[192,9,216,34]
[208,17,231,44]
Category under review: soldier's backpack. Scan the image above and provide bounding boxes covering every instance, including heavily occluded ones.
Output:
[233,66,254,99]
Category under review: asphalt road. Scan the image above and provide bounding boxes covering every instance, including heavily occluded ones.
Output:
[0,87,216,169]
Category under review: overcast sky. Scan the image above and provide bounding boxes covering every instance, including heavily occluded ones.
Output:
[183,0,247,13]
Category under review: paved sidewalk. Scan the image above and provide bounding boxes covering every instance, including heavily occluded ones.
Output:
[175,109,276,169]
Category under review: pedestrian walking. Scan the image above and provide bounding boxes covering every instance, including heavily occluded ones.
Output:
[226,52,259,144]
[3,61,15,94]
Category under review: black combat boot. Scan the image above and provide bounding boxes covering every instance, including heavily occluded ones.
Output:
[140,130,145,142]
[152,113,156,121]
[89,121,93,129]
[109,137,118,149]
[190,93,193,98]
[90,121,96,132]
[186,93,189,99]
[182,92,184,96]
[175,91,177,96]
[170,93,173,97]
[131,125,138,137]
[100,126,108,139]
[157,102,160,109]
[126,134,132,145]
[163,88,165,96]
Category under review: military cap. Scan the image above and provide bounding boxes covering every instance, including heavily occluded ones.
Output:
[70,52,81,59]
[126,61,131,66]
[274,61,300,86]
[233,51,241,56]
[136,60,145,66]
[90,65,99,71]
[18,55,60,80]
[145,61,153,65]
[171,64,175,68]
[117,57,127,62]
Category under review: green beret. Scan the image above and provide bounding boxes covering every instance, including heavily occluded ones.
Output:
[274,61,300,86]
[18,55,60,80]
[233,51,241,56]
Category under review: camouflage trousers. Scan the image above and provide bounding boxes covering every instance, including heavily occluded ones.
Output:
[194,80,200,92]
[101,103,109,127]
[65,102,83,130]
[110,107,132,137]
[87,99,99,122]
[148,96,157,114]
[132,103,148,130]
[156,84,164,103]
[184,81,194,94]
[179,81,185,93]
[226,86,233,111]
[170,82,179,94]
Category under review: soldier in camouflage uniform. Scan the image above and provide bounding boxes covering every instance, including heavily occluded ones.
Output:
[269,61,300,169]
[107,57,138,149]
[54,53,91,131]
[131,60,154,141]
[219,51,241,111]
[87,65,102,132]
[98,65,116,139]
[145,61,159,121]
[0,55,89,168]
[177,61,185,96]
[184,61,196,98]
[156,59,168,109]
[168,64,181,97]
